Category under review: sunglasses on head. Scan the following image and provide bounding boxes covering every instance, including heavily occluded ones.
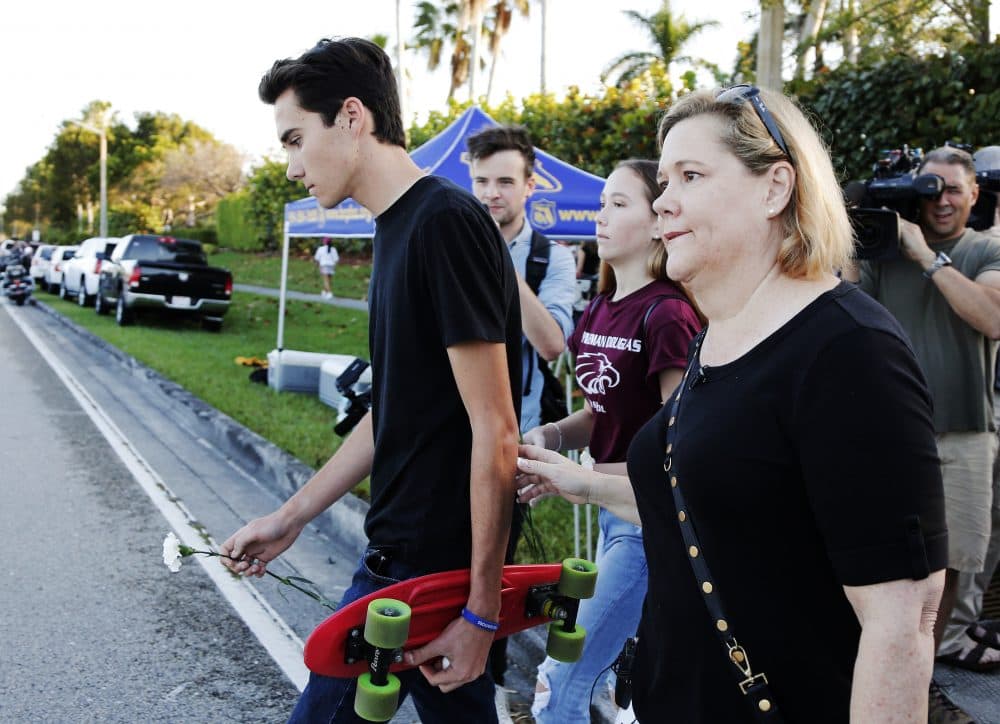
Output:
[715,84,792,162]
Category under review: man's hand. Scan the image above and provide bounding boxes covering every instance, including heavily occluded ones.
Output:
[898,218,936,269]
[219,510,304,577]
[404,615,494,692]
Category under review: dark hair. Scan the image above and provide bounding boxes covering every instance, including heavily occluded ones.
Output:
[466,125,536,179]
[919,146,977,183]
[258,37,405,148]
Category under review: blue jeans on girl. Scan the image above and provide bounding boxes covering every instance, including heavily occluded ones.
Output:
[532,508,648,723]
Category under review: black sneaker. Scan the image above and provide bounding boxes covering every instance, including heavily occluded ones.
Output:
[928,681,975,724]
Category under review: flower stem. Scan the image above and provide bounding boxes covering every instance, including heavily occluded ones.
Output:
[186,549,337,611]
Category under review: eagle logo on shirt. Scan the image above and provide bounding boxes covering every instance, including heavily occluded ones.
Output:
[576,352,620,395]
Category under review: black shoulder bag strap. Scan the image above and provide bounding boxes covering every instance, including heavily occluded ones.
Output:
[523,229,552,396]
[662,331,785,723]
[524,229,551,296]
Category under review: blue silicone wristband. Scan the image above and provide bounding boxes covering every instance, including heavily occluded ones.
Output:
[461,607,500,632]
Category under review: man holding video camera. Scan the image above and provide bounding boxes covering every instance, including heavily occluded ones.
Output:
[845,147,1000,696]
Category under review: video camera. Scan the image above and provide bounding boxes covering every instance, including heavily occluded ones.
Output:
[845,146,942,260]
[333,357,372,437]
[846,144,1000,261]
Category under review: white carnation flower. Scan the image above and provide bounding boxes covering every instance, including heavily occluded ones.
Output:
[162,532,184,573]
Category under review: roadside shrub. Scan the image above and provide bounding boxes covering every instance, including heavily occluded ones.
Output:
[216,191,259,251]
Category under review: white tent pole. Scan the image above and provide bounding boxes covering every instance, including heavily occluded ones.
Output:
[277,221,290,351]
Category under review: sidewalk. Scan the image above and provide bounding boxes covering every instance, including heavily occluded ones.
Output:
[234,282,368,312]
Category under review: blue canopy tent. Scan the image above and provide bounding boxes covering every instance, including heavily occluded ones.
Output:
[276,105,605,348]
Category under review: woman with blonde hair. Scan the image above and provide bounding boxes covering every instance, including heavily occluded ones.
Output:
[518,86,947,722]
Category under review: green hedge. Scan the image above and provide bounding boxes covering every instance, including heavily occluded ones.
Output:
[794,43,1000,182]
[216,191,257,250]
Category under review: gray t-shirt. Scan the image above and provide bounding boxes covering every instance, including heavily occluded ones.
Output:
[859,228,1000,432]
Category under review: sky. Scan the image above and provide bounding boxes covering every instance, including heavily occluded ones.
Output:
[0,0,760,203]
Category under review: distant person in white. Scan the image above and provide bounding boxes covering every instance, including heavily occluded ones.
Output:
[314,236,339,299]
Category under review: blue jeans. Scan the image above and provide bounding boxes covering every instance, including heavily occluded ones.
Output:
[289,547,498,724]
[532,508,648,723]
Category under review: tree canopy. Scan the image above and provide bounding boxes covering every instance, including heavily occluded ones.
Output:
[3,102,244,241]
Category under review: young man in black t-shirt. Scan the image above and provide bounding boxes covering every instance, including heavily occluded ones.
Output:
[220,38,522,723]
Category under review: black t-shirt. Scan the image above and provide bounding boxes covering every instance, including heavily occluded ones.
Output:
[366,176,522,572]
[627,282,946,723]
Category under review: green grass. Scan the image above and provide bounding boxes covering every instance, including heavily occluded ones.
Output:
[47,289,368,472]
[43,288,592,563]
[210,249,372,301]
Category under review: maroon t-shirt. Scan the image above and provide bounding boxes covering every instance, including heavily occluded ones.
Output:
[569,279,701,463]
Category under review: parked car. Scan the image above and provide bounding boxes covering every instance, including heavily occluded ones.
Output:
[29,244,56,290]
[97,234,232,330]
[61,236,118,307]
[44,246,78,294]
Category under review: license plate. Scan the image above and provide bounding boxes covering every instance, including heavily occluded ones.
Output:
[172,296,191,307]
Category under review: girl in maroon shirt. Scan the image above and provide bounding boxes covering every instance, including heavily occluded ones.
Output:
[524,159,701,722]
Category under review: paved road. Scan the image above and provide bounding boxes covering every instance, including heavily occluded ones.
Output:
[0,304,302,722]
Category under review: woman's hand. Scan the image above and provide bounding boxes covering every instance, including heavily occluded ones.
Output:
[522,424,556,450]
[516,444,592,506]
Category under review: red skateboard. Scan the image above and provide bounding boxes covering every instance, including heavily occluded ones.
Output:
[303,558,598,721]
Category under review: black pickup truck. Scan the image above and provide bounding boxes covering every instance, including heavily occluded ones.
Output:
[96,234,232,330]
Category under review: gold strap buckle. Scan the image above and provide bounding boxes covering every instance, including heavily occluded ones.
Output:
[728,640,769,695]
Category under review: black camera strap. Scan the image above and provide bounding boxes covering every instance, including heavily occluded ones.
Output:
[663,331,784,723]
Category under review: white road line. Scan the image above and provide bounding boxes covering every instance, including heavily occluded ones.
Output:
[4,305,309,691]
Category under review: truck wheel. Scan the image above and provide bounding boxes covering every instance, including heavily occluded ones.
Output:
[115,292,132,326]
[58,282,69,300]
[201,316,223,332]
[77,280,89,307]
[95,289,109,315]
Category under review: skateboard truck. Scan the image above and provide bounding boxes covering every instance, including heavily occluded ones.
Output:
[345,627,405,669]
[526,584,582,632]
[525,558,598,662]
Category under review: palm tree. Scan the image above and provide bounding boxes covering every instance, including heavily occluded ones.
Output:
[410,0,530,102]
[411,1,461,97]
[601,0,721,86]
[484,0,531,100]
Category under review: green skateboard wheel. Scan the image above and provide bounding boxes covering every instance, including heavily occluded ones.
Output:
[546,621,587,662]
[557,557,598,599]
[354,671,401,721]
[364,598,412,649]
